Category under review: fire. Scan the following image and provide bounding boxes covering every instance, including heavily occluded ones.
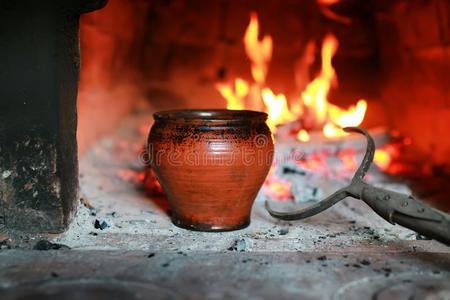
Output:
[297,129,310,142]
[213,12,403,202]
[215,78,248,110]
[323,123,344,138]
[317,0,351,25]
[374,149,391,170]
[243,12,273,85]
[373,142,403,173]
[262,88,296,131]
[215,12,367,139]
[329,100,367,128]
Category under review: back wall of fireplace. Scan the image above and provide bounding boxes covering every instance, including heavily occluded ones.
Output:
[77,0,450,165]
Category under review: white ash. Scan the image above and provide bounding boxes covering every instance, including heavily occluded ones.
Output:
[1,170,11,179]
[229,238,253,252]
[266,133,412,204]
[49,110,445,253]
[273,160,330,203]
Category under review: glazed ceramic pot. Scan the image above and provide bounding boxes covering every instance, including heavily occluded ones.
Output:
[148,109,274,231]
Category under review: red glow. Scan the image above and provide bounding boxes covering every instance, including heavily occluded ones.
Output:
[297,152,330,176]
[263,178,292,200]
[338,148,358,171]
[144,169,164,195]
[263,165,293,200]
[374,142,403,173]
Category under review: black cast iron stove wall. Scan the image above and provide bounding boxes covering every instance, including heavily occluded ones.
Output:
[0,0,107,233]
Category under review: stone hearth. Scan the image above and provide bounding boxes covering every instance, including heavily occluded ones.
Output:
[2,108,448,299]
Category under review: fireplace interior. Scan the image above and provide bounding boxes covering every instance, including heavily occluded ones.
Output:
[0,0,449,299]
[77,0,450,209]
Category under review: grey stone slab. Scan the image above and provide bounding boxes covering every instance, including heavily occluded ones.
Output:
[0,250,448,299]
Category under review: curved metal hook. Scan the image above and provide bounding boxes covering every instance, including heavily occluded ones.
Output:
[265,188,350,220]
[265,126,375,221]
[344,127,375,184]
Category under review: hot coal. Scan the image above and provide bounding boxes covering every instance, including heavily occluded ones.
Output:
[81,198,97,216]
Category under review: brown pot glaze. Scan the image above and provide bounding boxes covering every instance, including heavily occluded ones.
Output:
[148,109,274,231]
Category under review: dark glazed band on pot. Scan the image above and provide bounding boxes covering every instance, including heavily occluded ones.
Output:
[153,109,268,124]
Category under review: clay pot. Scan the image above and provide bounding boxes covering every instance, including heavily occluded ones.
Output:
[148,109,274,231]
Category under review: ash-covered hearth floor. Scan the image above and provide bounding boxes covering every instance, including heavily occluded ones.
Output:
[52,109,447,252]
[0,110,448,299]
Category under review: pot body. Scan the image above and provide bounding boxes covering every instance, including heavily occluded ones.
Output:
[148,109,274,231]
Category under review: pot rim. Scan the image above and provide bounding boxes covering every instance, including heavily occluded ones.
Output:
[153,109,268,123]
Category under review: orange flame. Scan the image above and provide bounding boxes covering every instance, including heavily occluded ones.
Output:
[215,12,367,140]
[297,129,310,142]
[244,12,273,84]
[329,100,367,128]
[323,123,344,138]
[262,88,296,131]
[300,34,338,125]
[374,149,391,171]
[215,78,249,110]
[303,34,367,134]
[374,143,402,172]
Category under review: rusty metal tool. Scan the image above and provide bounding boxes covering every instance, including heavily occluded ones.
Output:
[265,127,450,246]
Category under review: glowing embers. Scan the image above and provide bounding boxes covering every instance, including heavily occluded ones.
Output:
[374,138,410,174]
[263,164,293,200]
[263,147,365,202]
